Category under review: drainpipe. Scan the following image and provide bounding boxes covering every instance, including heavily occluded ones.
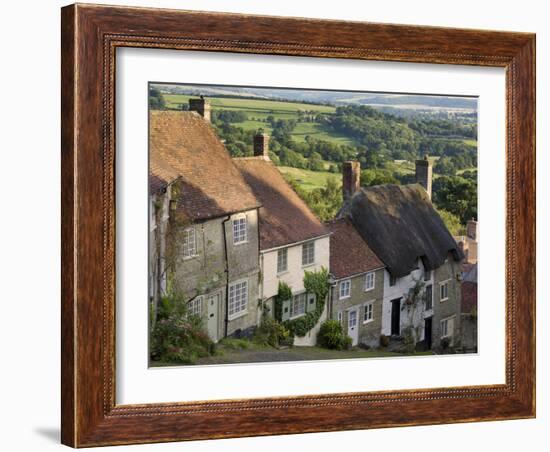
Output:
[222,215,231,338]
[328,273,337,320]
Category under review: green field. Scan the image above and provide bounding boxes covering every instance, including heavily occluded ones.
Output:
[278,166,338,191]
[163,94,358,146]
[164,94,335,117]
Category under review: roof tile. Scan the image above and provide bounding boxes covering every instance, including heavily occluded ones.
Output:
[149,111,260,221]
[233,157,328,250]
[326,218,384,279]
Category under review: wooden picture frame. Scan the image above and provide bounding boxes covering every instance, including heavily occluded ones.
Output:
[61,3,535,447]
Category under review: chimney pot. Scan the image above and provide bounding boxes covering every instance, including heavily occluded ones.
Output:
[188,97,211,122]
[342,161,361,201]
[415,154,433,199]
[253,133,270,159]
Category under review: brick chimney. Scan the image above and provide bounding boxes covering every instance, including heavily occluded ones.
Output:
[466,218,478,241]
[415,154,433,199]
[253,132,270,159]
[342,161,361,201]
[188,96,211,122]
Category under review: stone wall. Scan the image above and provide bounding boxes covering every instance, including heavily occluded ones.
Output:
[432,255,463,349]
[330,268,385,348]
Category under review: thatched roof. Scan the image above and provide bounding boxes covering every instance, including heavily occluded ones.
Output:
[344,184,463,278]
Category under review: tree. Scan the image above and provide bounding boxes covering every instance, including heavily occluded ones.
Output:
[360,169,399,187]
[433,176,477,223]
[149,87,166,110]
[436,208,464,236]
[285,176,342,222]
[307,152,325,171]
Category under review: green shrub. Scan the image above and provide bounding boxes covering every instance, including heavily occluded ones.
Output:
[150,294,214,364]
[274,281,292,322]
[317,320,352,350]
[253,316,292,348]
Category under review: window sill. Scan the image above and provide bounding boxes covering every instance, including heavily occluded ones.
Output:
[440,298,449,302]
[301,262,316,269]
[290,313,306,320]
[228,310,248,321]
[277,270,289,277]
[339,295,351,301]
[364,287,375,292]
[233,240,249,246]
[363,319,374,325]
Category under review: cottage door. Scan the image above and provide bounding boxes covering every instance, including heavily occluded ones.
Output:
[424,316,433,350]
[391,298,401,336]
[207,292,220,342]
[347,308,359,346]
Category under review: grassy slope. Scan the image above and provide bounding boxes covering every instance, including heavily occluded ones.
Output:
[164,94,476,188]
[164,94,356,146]
[164,94,335,116]
[278,166,338,191]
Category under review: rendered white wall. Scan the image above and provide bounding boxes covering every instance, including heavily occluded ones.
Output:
[261,236,330,300]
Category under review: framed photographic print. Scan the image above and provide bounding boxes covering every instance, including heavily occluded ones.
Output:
[61,3,535,447]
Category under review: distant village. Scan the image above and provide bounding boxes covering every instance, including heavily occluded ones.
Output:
[149,97,478,363]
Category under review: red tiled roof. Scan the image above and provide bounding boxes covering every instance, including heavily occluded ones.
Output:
[461,281,478,314]
[233,157,329,250]
[149,111,260,221]
[326,218,384,279]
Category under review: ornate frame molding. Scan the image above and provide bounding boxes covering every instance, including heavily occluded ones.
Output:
[61,4,535,447]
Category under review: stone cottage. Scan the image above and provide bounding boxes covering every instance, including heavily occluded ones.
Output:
[233,134,331,346]
[149,99,262,341]
[326,217,385,347]
[338,159,464,350]
[461,263,478,352]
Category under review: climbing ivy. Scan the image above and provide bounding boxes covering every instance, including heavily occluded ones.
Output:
[283,267,330,337]
[274,281,292,322]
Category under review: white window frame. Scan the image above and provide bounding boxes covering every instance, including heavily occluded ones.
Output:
[187,296,202,318]
[228,279,248,319]
[290,292,307,318]
[363,301,374,323]
[182,227,197,259]
[277,248,288,274]
[440,315,455,339]
[364,272,375,291]
[439,279,450,302]
[232,215,248,245]
[301,241,315,266]
[339,279,351,300]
